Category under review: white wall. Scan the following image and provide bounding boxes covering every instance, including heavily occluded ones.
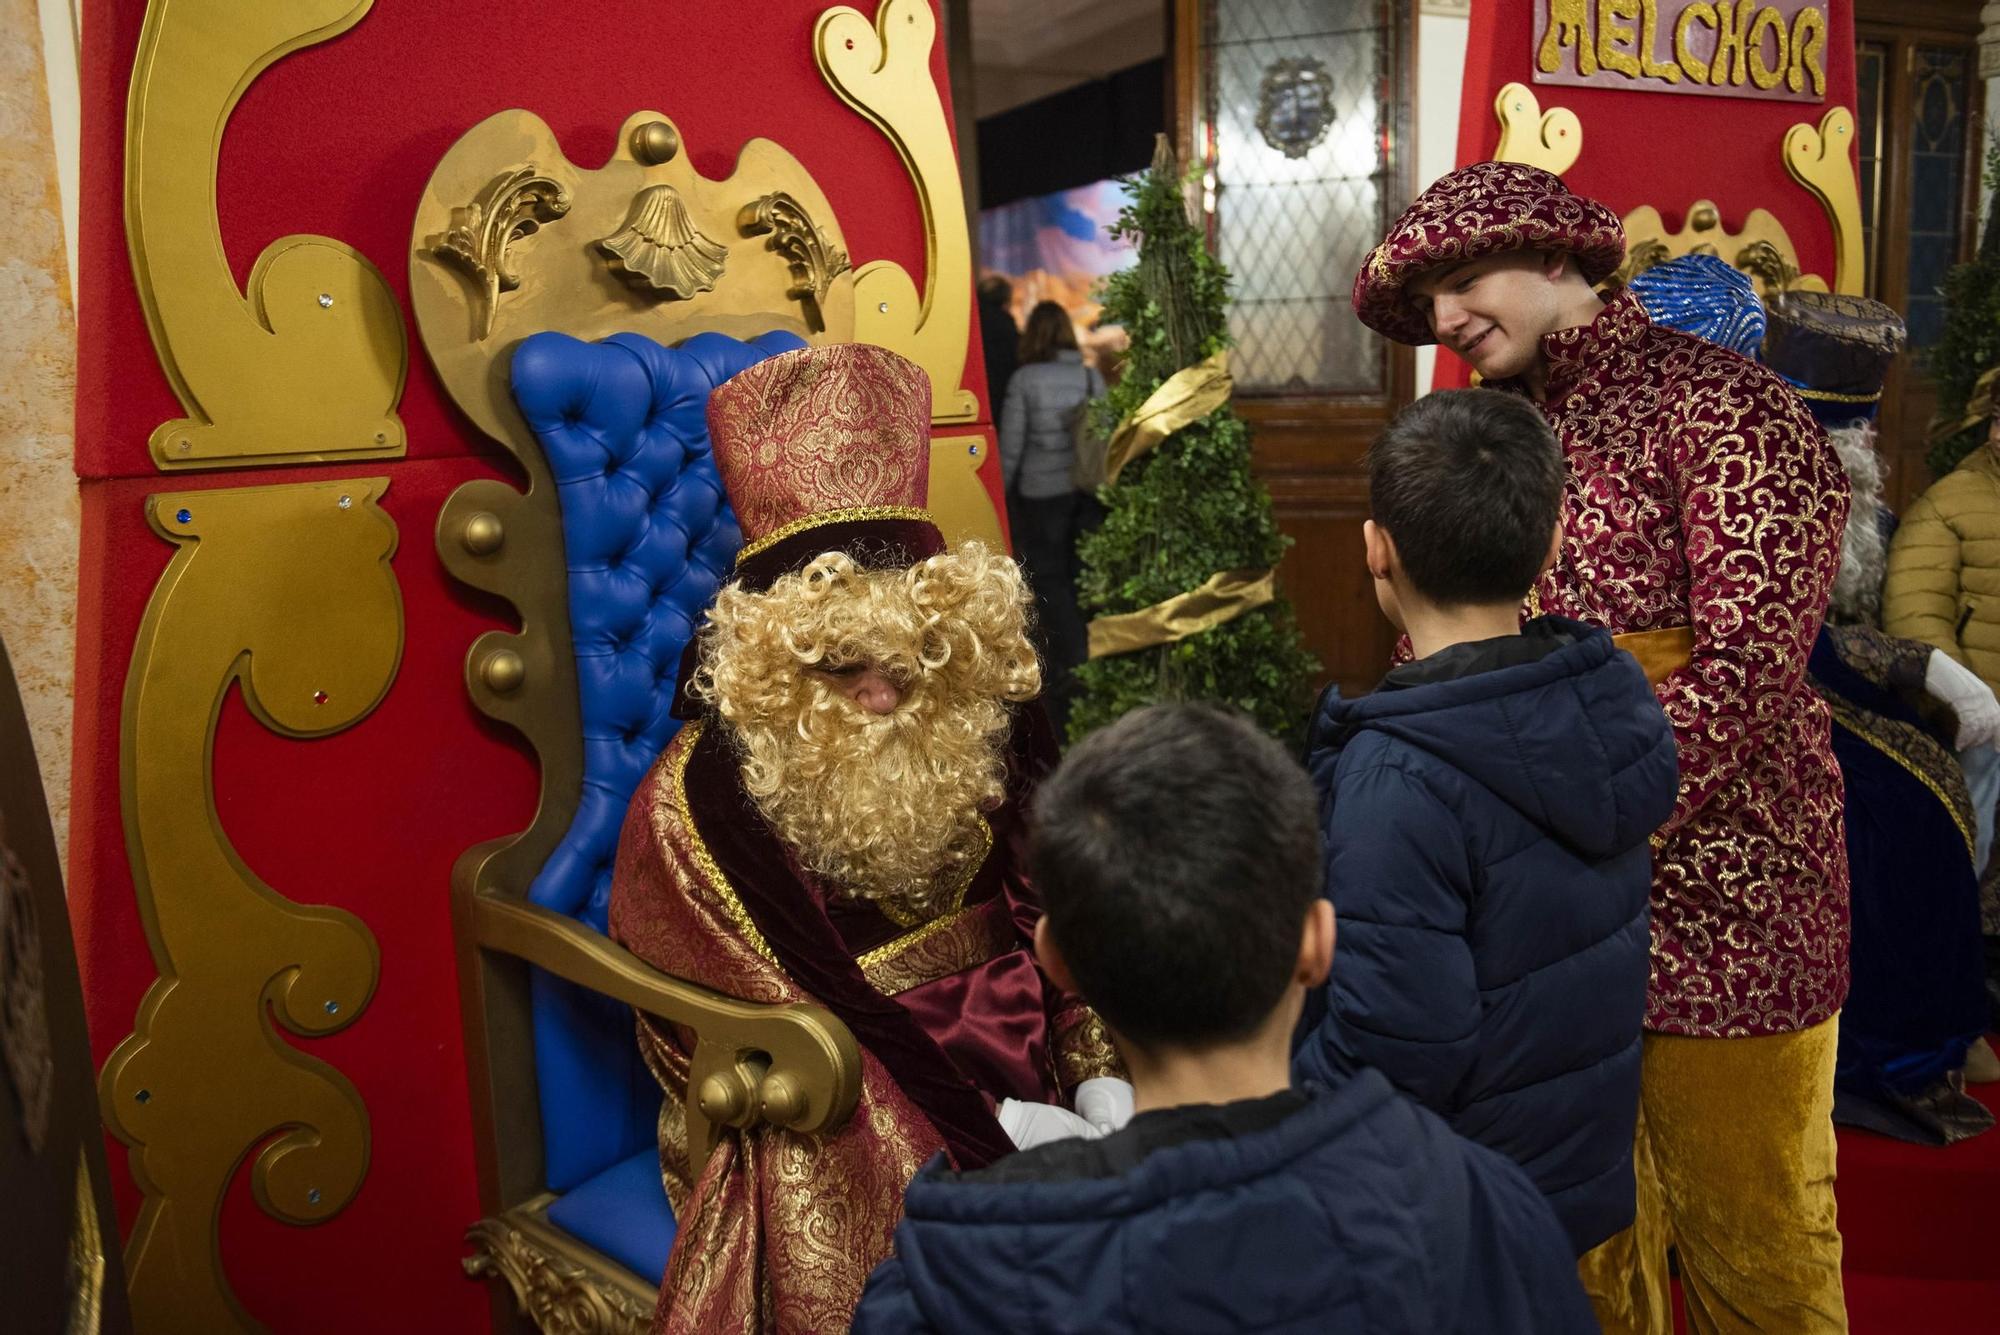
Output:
[37,0,76,309]
[1412,5,1470,397]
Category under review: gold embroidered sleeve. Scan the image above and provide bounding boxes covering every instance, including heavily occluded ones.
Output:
[1052,999,1126,1087]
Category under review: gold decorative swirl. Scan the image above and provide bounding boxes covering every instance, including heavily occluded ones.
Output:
[1784,106,1865,297]
[1491,81,1582,176]
[126,0,406,469]
[100,481,401,1333]
[814,0,979,423]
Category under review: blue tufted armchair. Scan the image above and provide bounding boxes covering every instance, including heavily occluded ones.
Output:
[456,330,861,1333]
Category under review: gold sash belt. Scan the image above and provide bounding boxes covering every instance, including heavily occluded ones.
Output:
[1612,625,1694,685]
[856,897,1017,997]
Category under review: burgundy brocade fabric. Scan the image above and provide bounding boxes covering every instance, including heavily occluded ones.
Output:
[1498,292,1853,1037]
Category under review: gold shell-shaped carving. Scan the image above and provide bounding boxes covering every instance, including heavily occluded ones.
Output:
[598,184,728,298]
[429,166,573,340]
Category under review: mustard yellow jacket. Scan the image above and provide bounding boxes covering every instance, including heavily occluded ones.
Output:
[1884,446,2000,691]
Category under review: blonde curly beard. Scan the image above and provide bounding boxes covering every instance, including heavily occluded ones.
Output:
[691,541,1042,917]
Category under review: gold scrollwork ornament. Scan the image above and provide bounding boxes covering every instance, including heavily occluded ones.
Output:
[102,480,401,1334]
[739,191,852,331]
[816,0,980,422]
[1491,81,1583,177]
[464,1215,651,1335]
[429,166,573,340]
[126,0,407,469]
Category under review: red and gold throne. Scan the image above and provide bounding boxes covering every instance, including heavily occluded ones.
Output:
[69,2,1005,1332]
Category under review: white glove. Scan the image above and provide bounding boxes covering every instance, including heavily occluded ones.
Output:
[996,1098,1102,1150]
[1072,1077,1136,1135]
[1926,650,2000,750]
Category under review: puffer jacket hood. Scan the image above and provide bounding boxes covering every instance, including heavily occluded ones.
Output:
[1310,619,1665,860]
[853,1072,1597,1335]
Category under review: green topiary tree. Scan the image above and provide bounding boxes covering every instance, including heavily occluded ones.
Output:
[1925,139,2000,479]
[1069,138,1318,743]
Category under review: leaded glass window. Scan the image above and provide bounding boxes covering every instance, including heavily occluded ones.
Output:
[1199,0,1404,395]
[1905,45,1973,350]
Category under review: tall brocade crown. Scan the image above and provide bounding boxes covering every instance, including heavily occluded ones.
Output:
[707,342,944,590]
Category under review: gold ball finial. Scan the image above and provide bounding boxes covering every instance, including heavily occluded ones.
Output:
[632,121,681,166]
[759,1071,807,1127]
[481,649,526,695]
[697,1072,750,1124]
[461,511,504,555]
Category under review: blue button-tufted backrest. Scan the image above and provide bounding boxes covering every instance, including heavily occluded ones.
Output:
[509,328,809,1192]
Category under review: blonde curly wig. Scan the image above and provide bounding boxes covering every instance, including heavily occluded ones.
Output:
[691,541,1042,915]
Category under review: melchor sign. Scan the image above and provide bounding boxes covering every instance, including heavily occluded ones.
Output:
[1534,0,1829,103]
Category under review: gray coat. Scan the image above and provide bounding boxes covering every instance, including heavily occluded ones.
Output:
[998,351,1104,499]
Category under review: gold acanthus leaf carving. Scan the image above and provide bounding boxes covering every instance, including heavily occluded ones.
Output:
[464,1220,650,1335]
[430,166,573,340]
[598,184,728,299]
[739,191,852,329]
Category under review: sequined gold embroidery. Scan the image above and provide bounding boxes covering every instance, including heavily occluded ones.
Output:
[671,719,781,967]
[733,504,936,566]
[856,898,1016,996]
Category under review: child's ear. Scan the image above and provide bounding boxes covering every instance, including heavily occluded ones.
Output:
[1540,519,1563,578]
[1296,899,1335,989]
[1034,916,1081,994]
[1363,519,1393,582]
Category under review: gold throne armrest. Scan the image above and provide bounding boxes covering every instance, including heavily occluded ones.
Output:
[469,894,862,1166]
[455,886,862,1335]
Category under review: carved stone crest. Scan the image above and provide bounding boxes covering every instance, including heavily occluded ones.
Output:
[1255,57,1336,160]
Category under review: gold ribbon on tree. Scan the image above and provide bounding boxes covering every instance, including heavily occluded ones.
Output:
[1932,364,2000,444]
[1087,568,1277,660]
[1101,351,1234,485]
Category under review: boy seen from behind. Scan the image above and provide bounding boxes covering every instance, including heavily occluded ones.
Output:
[854,703,1596,1335]
[1295,388,1678,1255]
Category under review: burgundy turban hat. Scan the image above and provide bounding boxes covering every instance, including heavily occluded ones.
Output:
[1352,161,1626,346]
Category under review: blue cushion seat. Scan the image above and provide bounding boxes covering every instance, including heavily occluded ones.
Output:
[545,1148,680,1285]
[505,328,810,1270]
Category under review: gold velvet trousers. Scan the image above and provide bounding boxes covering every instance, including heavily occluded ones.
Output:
[1579,1015,1848,1334]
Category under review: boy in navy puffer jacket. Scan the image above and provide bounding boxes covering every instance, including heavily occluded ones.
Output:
[1294,389,1677,1256]
[854,704,1596,1335]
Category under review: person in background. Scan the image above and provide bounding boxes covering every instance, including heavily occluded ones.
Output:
[976,273,1019,416]
[852,703,1597,1335]
[1884,365,2000,1054]
[1295,388,1675,1256]
[999,300,1106,737]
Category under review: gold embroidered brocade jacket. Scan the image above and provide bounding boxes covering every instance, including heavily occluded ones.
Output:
[1504,292,1853,1038]
[607,713,1120,1334]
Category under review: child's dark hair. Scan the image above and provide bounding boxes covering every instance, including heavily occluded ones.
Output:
[1028,703,1321,1052]
[1369,388,1564,606]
